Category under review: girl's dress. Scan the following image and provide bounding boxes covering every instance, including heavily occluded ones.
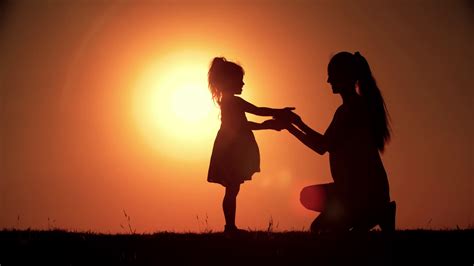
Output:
[207,96,260,186]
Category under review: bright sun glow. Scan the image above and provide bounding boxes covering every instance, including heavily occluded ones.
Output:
[132,51,219,160]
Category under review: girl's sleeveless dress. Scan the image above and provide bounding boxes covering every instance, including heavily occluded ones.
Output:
[207,96,260,186]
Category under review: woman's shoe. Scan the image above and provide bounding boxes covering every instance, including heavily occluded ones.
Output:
[379,201,396,232]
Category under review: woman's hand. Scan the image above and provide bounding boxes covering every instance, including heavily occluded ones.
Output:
[274,109,302,124]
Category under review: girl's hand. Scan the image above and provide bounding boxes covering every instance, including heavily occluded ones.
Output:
[261,119,288,131]
[273,107,294,120]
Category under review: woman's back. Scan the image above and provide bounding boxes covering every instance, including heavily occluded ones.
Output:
[325,97,389,205]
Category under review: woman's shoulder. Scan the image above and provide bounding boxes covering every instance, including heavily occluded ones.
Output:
[334,104,348,119]
[340,97,368,114]
[334,101,365,125]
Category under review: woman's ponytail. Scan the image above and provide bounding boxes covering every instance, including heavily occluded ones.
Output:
[354,52,391,152]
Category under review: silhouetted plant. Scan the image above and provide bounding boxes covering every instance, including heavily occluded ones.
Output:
[47,217,57,231]
[267,216,274,233]
[120,210,136,234]
[196,213,212,233]
[266,216,279,237]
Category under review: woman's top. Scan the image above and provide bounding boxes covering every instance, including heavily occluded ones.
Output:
[324,96,389,207]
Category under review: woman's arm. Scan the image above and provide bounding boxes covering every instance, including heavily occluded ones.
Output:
[283,112,328,155]
[287,124,328,155]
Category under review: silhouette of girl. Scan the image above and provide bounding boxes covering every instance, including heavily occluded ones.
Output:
[279,51,396,233]
[207,57,292,234]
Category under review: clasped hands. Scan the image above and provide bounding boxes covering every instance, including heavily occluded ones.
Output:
[261,107,301,131]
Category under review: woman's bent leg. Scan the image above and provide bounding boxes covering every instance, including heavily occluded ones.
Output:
[301,183,353,233]
[300,183,334,212]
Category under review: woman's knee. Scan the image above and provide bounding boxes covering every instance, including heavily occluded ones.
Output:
[299,186,312,206]
[300,185,326,211]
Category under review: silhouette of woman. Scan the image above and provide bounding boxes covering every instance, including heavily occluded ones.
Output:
[279,51,396,233]
[207,57,292,234]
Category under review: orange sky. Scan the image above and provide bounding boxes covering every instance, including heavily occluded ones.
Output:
[1,0,472,233]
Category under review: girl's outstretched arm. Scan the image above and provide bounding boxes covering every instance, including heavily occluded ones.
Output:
[236,96,294,117]
[247,119,286,131]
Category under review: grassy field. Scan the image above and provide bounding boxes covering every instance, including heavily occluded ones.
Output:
[1,229,472,265]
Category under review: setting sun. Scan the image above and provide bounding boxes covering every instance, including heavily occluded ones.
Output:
[2,0,472,241]
[132,51,219,159]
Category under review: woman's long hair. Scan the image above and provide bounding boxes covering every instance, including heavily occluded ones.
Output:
[354,52,391,152]
[330,51,391,152]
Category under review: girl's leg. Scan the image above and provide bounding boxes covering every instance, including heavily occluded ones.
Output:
[223,183,240,230]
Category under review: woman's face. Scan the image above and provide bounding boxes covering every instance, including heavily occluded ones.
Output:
[327,64,356,94]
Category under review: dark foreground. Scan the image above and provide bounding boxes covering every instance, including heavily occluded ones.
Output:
[1,229,472,265]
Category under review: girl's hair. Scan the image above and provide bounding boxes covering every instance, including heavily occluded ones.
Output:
[330,51,391,152]
[208,57,244,105]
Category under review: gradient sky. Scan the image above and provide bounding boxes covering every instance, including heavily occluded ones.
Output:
[1,0,472,233]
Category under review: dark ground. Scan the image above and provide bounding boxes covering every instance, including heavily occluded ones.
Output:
[0,229,472,265]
